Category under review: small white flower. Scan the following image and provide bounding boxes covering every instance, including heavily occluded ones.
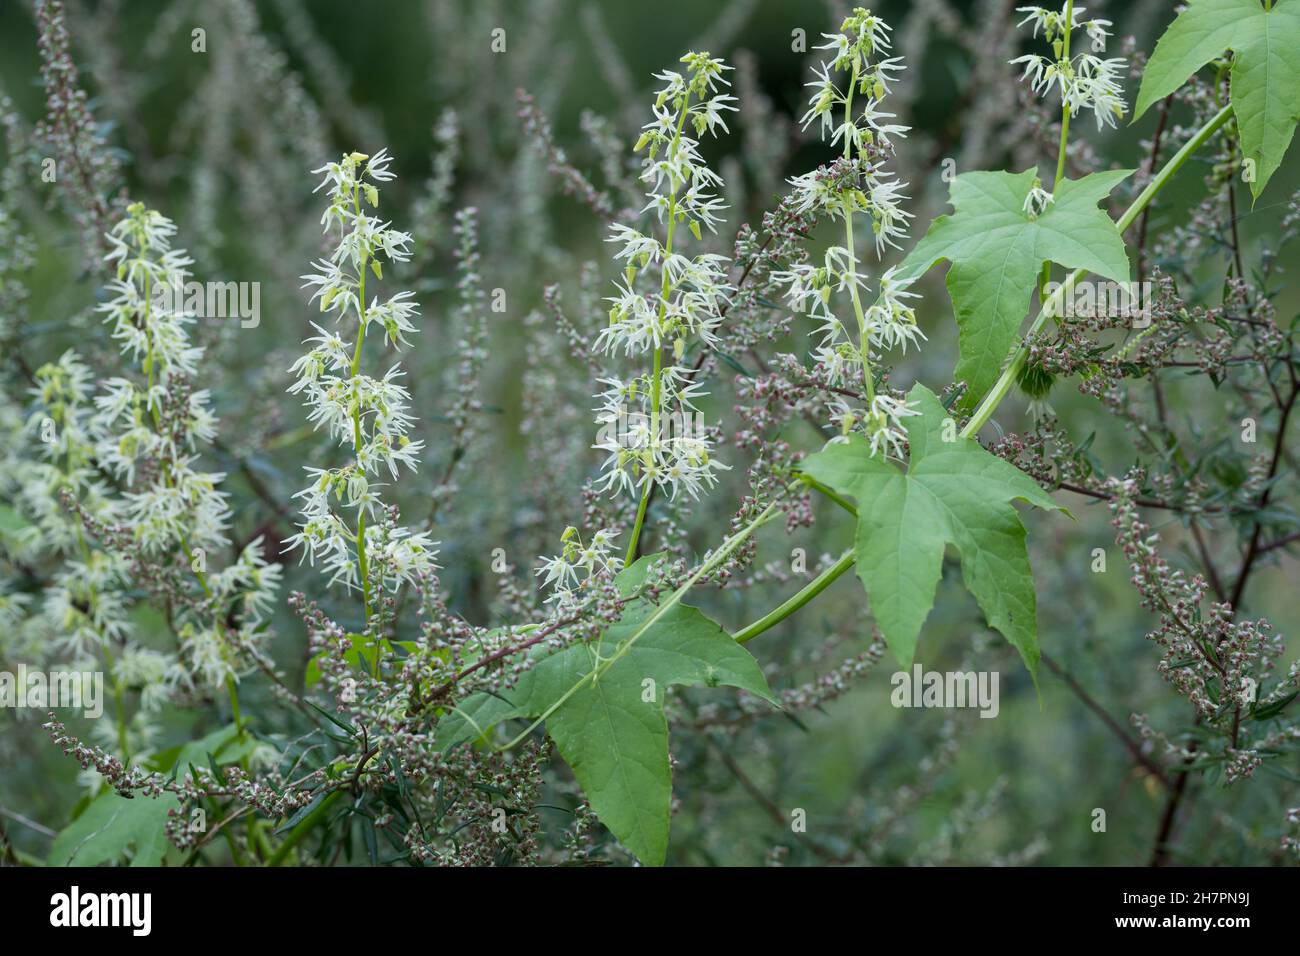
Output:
[1023,183,1055,218]
[536,528,623,609]
[608,224,662,266]
[1084,18,1112,52]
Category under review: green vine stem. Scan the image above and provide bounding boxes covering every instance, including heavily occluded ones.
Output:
[961,102,1232,441]
[730,101,1235,645]
[624,91,693,565]
[350,187,374,628]
[497,482,796,753]
[734,547,855,645]
[840,56,877,404]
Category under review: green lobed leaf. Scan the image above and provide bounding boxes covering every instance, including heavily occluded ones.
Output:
[1133,0,1300,201]
[48,791,181,866]
[434,554,777,866]
[800,384,1069,682]
[898,168,1132,408]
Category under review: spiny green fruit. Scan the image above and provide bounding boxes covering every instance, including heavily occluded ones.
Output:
[1016,359,1055,400]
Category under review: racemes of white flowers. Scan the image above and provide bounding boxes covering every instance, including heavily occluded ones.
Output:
[0,356,150,773]
[19,354,131,660]
[20,352,115,554]
[95,205,227,551]
[773,8,921,460]
[92,203,281,694]
[289,150,437,601]
[1010,3,1127,131]
[594,52,735,513]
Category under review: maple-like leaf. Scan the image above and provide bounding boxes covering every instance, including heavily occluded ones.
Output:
[898,168,1132,408]
[435,556,776,866]
[800,384,1069,680]
[1133,0,1300,201]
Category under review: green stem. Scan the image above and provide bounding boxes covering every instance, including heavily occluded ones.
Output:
[502,484,795,752]
[220,805,249,866]
[1038,0,1074,296]
[961,102,1233,441]
[840,58,876,403]
[732,478,858,641]
[349,186,374,635]
[731,103,1234,643]
[250,818,274,860]
[144,273,157,424]
[624,93,692,565]
[101,643,131,762]
[226,673,244,739]
[801,474,859,517]
[1053,1,1074,190]
[1052,111,1072,190]
[734,548,855,644]
[625,347,662,565]
[846,204,876,404]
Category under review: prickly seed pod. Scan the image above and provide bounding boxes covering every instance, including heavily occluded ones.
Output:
[1016,357,1056,400]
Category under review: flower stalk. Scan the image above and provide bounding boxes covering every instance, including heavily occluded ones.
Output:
[290,149,439,647]
[594,53,737,561]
